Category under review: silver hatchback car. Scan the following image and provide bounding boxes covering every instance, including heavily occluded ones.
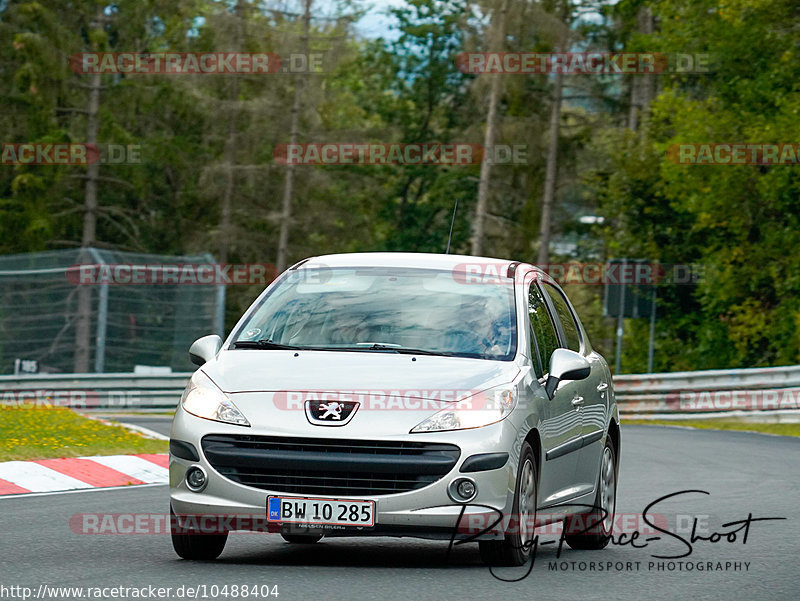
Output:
[169,253,620,566]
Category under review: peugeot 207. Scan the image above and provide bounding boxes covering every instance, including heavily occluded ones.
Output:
[169,253,620,566]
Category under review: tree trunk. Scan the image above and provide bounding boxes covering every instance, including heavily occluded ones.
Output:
[628,6,655,132]
[536,4,568,267]
[219,0,245,265]
[470,0,509,257]
[276,0,312,273]
[627,69,640,131]
[638,7,656,134]
[73,11,104,373]
[219,80,240,266]
[81,70,101,247]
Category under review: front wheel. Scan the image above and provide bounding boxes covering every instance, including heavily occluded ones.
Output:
[479,442,537,566]
[170,509,228,560]
[564,436,617,550]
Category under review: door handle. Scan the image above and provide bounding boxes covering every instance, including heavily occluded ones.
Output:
[596,382,608,392]
[571,396,584,407]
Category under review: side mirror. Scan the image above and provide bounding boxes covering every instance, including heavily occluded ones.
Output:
[544,348,591,399]
[189,335,222,367]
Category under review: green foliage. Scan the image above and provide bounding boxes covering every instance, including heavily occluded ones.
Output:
[0,405,167,461]
[1,0,798,371]
[586,0,800,370]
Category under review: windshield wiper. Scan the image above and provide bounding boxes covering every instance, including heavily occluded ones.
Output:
[233,340,460,357]
[232,339,301,350]
[350,343,458,357]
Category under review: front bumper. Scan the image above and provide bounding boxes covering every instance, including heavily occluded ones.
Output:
[169,407,520,540]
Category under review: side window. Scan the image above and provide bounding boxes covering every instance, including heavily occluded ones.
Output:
[543,283,581,353]
[528,283,559,377]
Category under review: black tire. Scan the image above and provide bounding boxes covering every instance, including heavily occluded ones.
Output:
[564,436,617,550]
[281,533,323,544]
[170,509,228,560]
[479,442,537,567]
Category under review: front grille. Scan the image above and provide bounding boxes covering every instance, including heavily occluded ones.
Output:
[201,434,461,496]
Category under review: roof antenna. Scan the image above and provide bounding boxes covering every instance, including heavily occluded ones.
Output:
[445,198,459,254]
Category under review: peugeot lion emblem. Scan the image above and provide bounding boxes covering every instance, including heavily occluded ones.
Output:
[305,398,359,426]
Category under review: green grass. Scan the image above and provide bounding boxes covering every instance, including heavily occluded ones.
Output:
[0,405,168,461]
[625,418,800,437]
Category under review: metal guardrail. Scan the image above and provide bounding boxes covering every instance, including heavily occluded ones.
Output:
[614,365,800,415]
[1,365,799,415]
[0,372,190,410]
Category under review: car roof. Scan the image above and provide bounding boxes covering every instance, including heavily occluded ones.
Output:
[297,252,508,272]
[296,252,549,281]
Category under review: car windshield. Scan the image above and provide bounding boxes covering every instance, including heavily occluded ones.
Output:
[231,266,517,360]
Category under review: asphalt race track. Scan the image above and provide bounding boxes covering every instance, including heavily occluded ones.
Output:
[112,415,173,438]
[2,425,798,601]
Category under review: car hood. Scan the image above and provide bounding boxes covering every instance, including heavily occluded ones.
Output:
[204,349,519,398]
[199,350,519,437]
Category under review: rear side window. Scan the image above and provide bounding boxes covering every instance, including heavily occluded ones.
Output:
[543,283,581,352]
[528,283,559,377]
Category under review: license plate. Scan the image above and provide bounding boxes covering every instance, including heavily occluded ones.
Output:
[267,496,375,527]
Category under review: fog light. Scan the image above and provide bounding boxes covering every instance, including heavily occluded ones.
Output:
[457,480,476,498]
[186,466,207,491]
[448,477,478,502]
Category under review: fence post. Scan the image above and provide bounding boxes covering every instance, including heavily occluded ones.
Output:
[647,285,656,373]
[94,281,109,373]
[614,259,627,374]
[89,247,108,373]
[215,284,226,338]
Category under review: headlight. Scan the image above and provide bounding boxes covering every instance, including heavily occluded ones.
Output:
[181,371,250,427]
[410,387,517,433]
